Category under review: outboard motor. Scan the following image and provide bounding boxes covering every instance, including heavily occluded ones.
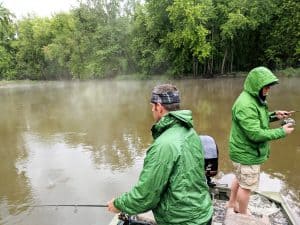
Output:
[199,135,219,187]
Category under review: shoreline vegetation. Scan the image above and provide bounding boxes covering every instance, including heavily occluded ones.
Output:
[1,67,299,85]
[1,0,299,81]
[117,67,300,80]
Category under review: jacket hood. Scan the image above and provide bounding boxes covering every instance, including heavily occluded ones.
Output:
[243,67,279,97]
[168,110,194,128]
[152,110,193,139]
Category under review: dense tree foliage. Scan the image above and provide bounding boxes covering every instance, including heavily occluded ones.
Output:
[0,0,299,80]
[0,3,16,79]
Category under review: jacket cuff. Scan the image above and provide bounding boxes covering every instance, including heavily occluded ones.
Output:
[269,111,279,122]
[280,127,286,137]
[113,197,124,212]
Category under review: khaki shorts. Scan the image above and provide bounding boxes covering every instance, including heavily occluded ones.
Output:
[233,162,260,191]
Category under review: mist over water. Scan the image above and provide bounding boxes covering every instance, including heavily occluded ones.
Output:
[0,79,299,225]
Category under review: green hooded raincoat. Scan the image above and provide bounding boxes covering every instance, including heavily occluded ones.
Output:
[114,110,213,225]
[229,67,286,165]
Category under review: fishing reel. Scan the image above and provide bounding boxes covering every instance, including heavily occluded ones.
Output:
[280,118,296,126]
[118,213,155,225]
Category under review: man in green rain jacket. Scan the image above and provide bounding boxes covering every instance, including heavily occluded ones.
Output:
[108,84,213,225]
[227,67,295,215]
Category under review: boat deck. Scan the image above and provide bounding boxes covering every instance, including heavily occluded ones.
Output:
[212,187,291,225]
[213,197,288,225]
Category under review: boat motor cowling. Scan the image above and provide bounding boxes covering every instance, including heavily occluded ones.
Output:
[199,135,219,187]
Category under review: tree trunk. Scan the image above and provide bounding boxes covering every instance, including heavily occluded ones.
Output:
[210,54,214,75]
[221,47,227,74]
[230,48,233,73]
[193,57,196,76]
[210,29,214,75]
[193,56,199,76]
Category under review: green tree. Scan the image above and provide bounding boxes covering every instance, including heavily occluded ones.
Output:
[207,0,278,74]
[66,0,132,78]
[44,13,75,79]
[129,0,174,75]
[15,16,53,80]
[261,0,300,69]
[1,0,298,80]
[166,0,213,76]
[0,4,16,79]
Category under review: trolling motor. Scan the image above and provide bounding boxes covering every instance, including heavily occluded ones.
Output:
[118,213,156,225]
[199,135,219,187]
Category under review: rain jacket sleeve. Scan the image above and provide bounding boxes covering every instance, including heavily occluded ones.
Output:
[235,105,286,143]
[269,111,279,122]
[113,142,175,215]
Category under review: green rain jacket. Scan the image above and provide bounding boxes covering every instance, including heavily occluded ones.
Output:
[229,67,286,165]
[114,110,213,225]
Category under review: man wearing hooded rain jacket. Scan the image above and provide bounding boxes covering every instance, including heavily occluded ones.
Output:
[107,84,213,225]
[227,66,295,215]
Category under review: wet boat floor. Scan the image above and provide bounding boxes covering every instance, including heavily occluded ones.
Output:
[213,194,289,225]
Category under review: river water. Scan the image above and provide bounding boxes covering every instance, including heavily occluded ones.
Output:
[0,78,299,225]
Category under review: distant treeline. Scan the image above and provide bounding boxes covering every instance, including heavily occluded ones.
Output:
[0,0,299,80]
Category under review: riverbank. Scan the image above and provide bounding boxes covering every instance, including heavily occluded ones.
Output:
[117,67,300,80]
[84,67,300,80]
[1,67,300,83]
[0,80,39,87]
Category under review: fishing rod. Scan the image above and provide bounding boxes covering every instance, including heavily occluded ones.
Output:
[283,110,299,115]
[32,204,107,208]
[286,110,300,113]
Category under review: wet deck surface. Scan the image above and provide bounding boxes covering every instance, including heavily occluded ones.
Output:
[213,194,290,225]
[224,207,270,225]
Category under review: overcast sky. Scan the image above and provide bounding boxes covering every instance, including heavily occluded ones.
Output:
[1,0,79,19]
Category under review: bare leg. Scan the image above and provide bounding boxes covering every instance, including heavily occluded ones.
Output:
[227,177,239,209]
[236,187,251,214]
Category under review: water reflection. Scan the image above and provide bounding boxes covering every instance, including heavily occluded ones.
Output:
[0,79,299,224]
[0,87,33,222]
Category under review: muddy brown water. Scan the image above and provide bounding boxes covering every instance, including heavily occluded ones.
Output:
[0,78,299,225]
